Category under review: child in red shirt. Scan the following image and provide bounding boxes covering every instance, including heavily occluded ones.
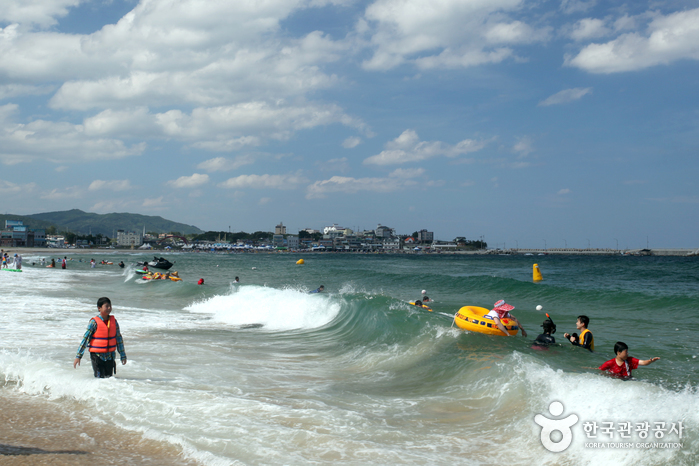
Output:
[599,341,660,379]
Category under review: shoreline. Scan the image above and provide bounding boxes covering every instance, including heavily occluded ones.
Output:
[5,246,698,257]
[0,386,197,465]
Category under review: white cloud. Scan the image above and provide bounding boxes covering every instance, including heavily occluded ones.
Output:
[557,188,571,195]
[0,2,348,110]
[566,8,699,73]
[41,186,82,200]
[342,136,361,148]
[0,180,36,193]
[88,179,132,191]
[218,172,307,190]
[168,173,210,189]
[485,21,550,44]
[0,104,145,165]
[142,196,166,208]
[259,197,272,205]
[80,102,366,151]
[306,175,417,199]
[513,137,533,156]
[538,87,592,106]
[1,0,81,29]
[197,155,257,172]
[569,18,610,41]
[360,0,548,71]
[389,168,424,178]
[0,2,376,166]
[318,157,350,173]
[363,129,488,165]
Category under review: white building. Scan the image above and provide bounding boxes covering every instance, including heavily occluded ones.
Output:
[275,222,287,235]
[382,238,401,250]
[116,230,143,246]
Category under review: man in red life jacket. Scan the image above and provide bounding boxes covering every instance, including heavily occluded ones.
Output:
[73,297,127,378]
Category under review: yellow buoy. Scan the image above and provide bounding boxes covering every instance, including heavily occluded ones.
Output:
[533,263,543,282]
[296,259,305,265]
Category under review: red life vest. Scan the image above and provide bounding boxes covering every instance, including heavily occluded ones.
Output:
[89,315,117,353]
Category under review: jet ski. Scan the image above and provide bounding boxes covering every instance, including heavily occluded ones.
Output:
[137,256,174,270]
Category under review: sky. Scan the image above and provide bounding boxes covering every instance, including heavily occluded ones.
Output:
[1,0,698,249]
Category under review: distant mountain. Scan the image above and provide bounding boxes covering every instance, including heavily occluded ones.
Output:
[9,209,204,236]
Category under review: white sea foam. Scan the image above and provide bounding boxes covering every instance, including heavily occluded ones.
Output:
[477,352,699,465]
[185,285,341,331]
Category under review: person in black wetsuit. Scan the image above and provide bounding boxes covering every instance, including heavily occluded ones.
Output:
[532,317,556,349]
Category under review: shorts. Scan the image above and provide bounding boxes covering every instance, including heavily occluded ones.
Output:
[90,353,116,378]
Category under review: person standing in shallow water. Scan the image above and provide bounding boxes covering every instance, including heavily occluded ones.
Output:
[73,297,127,378]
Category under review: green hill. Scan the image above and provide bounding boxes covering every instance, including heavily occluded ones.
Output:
[1,209,203,236]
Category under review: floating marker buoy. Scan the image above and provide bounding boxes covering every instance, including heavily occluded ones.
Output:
[536,305,543,311]
[296,259,304,265]
[533,263,543,282]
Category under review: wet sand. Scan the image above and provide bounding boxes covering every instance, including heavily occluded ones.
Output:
[0,387,198,465]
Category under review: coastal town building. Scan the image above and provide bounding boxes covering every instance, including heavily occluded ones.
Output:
[116,229,143,247]
[323,224,344,235]
[275,223,287,235]
[1,220,46,247]
[375,224,394,238]
[417,229,434,244]
[287,236,299,250]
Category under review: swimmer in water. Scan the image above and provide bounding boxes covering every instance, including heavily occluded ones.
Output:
[563,315,594,352]
[532,316,556,350]
[598,342,660,379]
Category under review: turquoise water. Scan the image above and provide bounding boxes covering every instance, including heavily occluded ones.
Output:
[1,252,697,465]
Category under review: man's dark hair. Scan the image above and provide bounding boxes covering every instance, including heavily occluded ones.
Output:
[577,315,590,327]
[614,341,629,355]
[97,297,111,309]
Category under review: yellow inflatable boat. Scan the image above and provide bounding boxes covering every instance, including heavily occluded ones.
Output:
[453,306,519,336]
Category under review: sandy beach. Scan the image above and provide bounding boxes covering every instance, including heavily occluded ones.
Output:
[0,387,196,465]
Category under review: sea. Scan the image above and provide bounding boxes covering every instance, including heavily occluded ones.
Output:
[1,251,697,465]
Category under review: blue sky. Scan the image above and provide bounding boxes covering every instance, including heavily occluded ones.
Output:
[1,0,698,248]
